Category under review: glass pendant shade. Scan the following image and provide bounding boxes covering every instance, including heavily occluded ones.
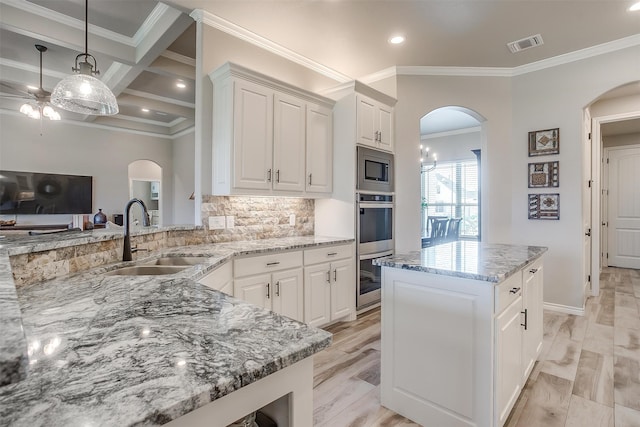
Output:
[51,72,118,116]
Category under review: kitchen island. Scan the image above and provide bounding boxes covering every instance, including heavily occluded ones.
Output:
[374,241,547,427]
[0,232,354,426]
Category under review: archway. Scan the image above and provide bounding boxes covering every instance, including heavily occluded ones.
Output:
[419,106,485,247]
[128,160,162,227]
[586,81,640,297]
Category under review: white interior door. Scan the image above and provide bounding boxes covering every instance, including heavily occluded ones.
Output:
[607,145,640,269]
[582,110,592,299]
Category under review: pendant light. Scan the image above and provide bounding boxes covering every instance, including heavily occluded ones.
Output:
[51,0,118,115]
[20,44,61,121]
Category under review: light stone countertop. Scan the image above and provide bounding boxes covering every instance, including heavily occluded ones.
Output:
[0,233,354,426]
[374,241,548,283]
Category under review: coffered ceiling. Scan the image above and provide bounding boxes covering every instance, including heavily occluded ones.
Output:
[0,1,638,137]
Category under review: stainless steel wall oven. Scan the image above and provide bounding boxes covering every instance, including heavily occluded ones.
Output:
[357,193,394,309]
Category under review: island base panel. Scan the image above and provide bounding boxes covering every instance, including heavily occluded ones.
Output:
[164,356,313,427]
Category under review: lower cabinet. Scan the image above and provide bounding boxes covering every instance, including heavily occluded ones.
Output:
[229,243,356,327]
[198,261,233,296]
[234,251,304,322]
[303,244,356,328]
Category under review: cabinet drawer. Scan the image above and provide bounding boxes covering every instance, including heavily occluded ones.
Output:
[495,272,523,314]
[234,251,303,278]
[522,258,543,283]
[304,244,353,266]
[198,262,232,291]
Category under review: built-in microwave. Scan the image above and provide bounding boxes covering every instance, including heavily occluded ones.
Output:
[357,146,394,193]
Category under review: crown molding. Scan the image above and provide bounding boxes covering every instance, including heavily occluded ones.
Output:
[511,34,640,76]
[193,9,352,84]
[397,66,513,77]
[0,108,195,139]
[358,67,397,85]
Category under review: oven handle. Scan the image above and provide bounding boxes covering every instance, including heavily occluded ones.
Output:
[358,203,394,209]
[359,250,394,261]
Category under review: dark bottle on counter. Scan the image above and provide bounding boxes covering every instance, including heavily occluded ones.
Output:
[93,209,107,227]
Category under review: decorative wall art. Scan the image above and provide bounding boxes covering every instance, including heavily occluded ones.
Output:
[528,128,559,156]
[528,193,560,220]
[528,161,559,188]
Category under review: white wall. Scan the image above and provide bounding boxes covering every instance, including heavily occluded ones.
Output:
[510,46,640,310]
[395,74,513,253]
[0,113,174,225]
[172,130,196,224]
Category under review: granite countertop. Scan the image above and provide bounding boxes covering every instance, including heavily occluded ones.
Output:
[0,234,353,426]
[374,241,548,283]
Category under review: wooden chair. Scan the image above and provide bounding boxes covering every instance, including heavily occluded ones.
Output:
[423,217,449,247]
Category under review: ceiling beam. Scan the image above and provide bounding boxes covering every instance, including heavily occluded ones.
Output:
[117,93,194,120]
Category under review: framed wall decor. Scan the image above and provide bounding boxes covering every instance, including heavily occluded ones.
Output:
[528,161,559,188]
[528,128,559,156]
[528,193,560,220]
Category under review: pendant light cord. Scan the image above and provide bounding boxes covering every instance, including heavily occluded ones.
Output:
[84,0,88,56]
[39,47,43,89]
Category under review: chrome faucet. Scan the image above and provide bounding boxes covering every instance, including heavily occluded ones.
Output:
[122,198,150,261]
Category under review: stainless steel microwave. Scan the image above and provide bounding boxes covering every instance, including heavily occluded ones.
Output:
[357,146,394,193]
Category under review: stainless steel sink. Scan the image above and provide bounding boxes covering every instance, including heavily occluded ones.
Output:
[105,265,189,276]
[147,256,205,266]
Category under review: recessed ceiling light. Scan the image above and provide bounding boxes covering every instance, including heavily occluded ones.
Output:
[141,108,149,112]
[388,35,405,45]
[176,81,186,89]
[630,2,640,11]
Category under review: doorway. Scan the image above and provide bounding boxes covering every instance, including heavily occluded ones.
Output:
[419,106,485,245]
[588,82,640,297]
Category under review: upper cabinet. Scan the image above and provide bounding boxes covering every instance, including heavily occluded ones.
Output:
[210,63,335,197]
[356,94,394,152]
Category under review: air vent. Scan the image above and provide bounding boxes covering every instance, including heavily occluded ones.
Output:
[507,34,544,53]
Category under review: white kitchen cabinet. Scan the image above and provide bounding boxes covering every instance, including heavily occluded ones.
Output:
[305,103,333,194]
[521,258,543,382]
[303,243,356,328]
[210,63,335,197]
[356,94,394,152]
[234,251,304,322]
[198,261,233,296]
[273,93,306,192]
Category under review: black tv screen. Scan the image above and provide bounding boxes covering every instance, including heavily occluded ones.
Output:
[0,170,92,214]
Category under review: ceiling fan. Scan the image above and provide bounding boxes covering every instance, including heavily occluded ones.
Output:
[0,44,61,121]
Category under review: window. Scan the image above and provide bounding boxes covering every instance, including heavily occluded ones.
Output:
[421,159,479,239]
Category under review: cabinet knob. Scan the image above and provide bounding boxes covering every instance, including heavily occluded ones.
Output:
[509,287,521,294]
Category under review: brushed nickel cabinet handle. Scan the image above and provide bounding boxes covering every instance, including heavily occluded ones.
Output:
[327,252,338,256]
[529,268,538,274]
[326,270,331,283]
[509,287,521,294]
[267,169,272,182]
[521,308,528,330]
[334,269,337,281]
[266,283,270,299]
[266,261,280,266]
[276,281,280,297]
[308,173,312,186]
[276,169,280,183]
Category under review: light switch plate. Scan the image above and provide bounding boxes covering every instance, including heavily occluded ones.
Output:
[225,215,235,229]
[289,214,296,226]
[208,216,225,230]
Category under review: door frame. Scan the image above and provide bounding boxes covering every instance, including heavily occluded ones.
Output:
[590,110,640,297]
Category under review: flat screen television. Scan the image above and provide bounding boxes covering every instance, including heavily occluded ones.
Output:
[0,170,92,214]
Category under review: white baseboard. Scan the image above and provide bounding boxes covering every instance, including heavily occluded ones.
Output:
[543,302,585,316]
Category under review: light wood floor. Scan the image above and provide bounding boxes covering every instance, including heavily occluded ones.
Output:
[312,266,640,427]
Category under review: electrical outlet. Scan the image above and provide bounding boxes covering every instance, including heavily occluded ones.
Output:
[208,216,225,230]
[289,214,296,226]
[225,215,235,229]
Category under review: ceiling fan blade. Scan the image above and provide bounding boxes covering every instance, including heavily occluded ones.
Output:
[0,81,31,98]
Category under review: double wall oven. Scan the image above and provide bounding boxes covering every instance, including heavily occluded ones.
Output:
[356,147,394,310]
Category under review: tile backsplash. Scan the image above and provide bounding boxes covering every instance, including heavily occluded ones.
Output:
[201,195,314,242]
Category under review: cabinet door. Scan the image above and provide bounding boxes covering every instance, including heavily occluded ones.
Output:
[356,95,378,148]
[272,268,304,322]
[522,261,543,381]
[233,80,273,190]
[273,93,305,192]
[377,104,394,152]
[304,263,331,328]
[234,273,271,310]
[330,258,355,321]
[306,103,333,193]
[495,296,523,427]
[199,262,233,296]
